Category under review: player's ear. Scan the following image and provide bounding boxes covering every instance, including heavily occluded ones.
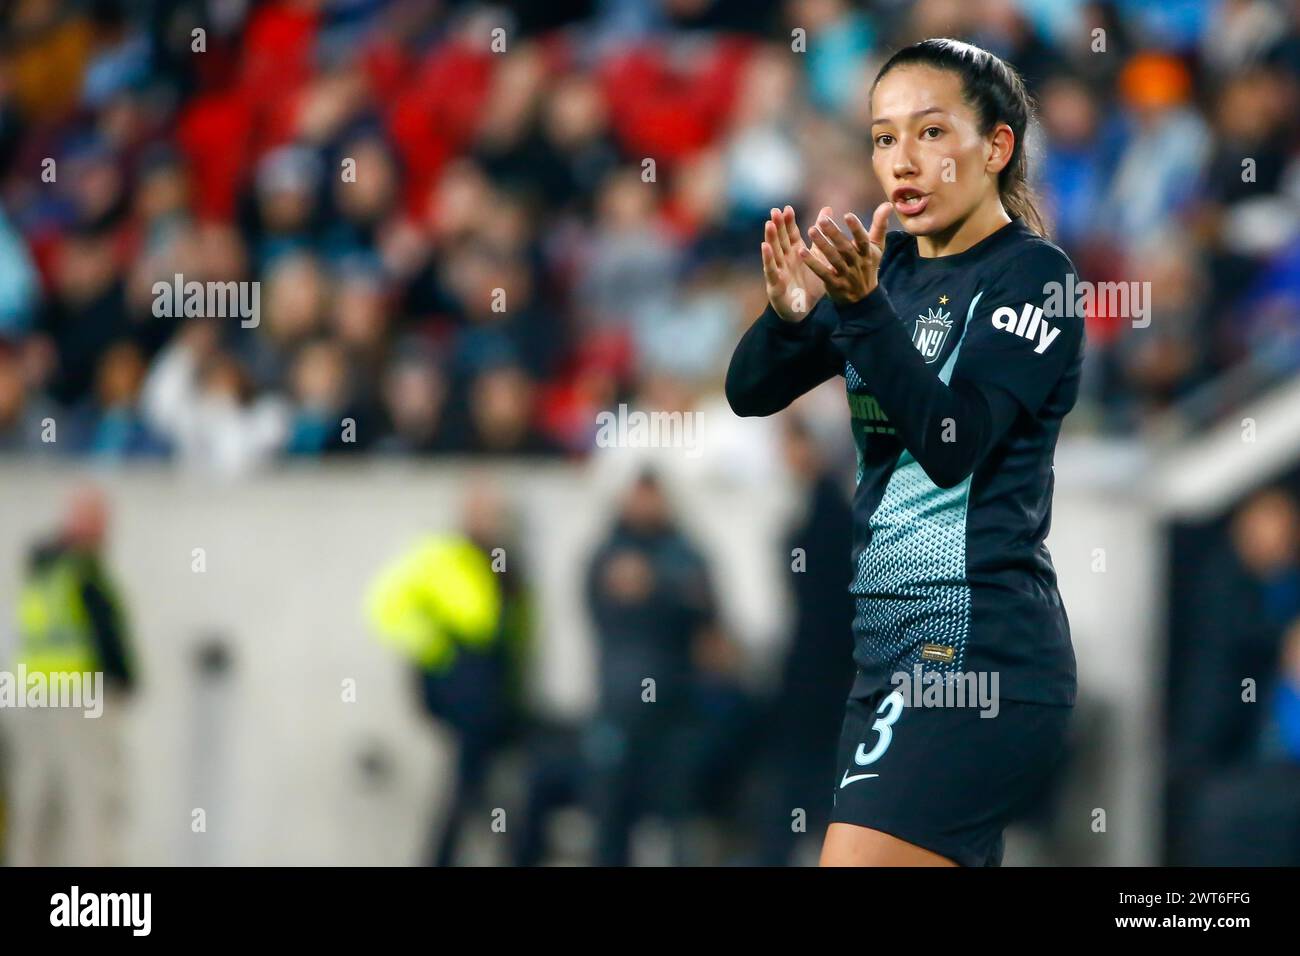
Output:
[986,123,1014,177]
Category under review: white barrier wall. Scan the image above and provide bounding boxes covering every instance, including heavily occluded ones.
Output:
[0,451,1159,865]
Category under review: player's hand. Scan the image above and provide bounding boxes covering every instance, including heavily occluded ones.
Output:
[761,205,830,323]
[800,202,892,306]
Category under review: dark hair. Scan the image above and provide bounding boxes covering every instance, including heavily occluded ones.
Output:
[872,38,1048,237]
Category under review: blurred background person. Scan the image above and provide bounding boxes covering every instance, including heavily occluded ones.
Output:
[0,339,57,454]
[366,481,533,866]
[140,319,290,477]
[1169,487,1300,864]
[371,343,454,455]
[1267,618,1300,763]
[283,336,362,456]
[1176,489,1300,771]
[1182,614,1300,866]
[83,340,169,458]
[748,415,854,865]
[5,483,136,866]
[582,468,722,865]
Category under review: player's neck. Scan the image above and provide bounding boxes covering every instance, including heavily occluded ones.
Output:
[916,200,1012,259]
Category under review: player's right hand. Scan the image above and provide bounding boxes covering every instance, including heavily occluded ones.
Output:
[761,205,833,323]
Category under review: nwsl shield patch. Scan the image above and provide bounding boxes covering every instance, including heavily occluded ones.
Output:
[912,306,953,364]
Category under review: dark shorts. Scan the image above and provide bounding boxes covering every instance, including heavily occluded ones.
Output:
[828,684,1073,866]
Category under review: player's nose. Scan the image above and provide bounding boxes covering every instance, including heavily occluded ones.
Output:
[892,149,918,179]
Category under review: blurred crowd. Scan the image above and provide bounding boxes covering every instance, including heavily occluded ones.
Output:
[0,0,1298,473]
[1168,484,1300,865]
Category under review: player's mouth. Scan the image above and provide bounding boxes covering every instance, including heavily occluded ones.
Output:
[891,188,930,217]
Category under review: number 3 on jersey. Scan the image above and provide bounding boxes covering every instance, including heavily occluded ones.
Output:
[840,690,905,789]
[837,691,899,790]
[856,690,904,765]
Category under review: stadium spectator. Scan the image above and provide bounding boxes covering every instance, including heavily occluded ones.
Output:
[583,468,719,865]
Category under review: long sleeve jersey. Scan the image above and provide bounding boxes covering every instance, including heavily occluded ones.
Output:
[726,217,1085,705]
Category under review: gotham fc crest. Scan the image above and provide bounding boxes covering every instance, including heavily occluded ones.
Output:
[912,306,953,364]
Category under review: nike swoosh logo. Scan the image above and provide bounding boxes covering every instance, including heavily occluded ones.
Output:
[840,769,880,789]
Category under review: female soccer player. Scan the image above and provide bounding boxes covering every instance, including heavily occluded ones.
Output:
[726,38,1084,866]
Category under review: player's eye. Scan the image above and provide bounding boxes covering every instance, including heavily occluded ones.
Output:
[874,133,895,148]
[922,126,943,139]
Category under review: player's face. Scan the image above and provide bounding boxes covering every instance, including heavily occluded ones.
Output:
[870,65,1001,238]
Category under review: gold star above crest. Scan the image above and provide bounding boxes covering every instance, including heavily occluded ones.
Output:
[939,295,949,305]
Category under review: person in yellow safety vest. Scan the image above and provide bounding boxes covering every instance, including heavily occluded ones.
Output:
[5,484,136,866]
[17,535,134,687]
[365,533,502,674]
[365,484,533,865]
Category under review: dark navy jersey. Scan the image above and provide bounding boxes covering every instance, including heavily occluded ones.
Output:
[726,217,1084,706]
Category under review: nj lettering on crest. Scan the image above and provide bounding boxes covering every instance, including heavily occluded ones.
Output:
[912,306,953,364]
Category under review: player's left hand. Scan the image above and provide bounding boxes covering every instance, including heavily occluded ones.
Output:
[800,202,893,306]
